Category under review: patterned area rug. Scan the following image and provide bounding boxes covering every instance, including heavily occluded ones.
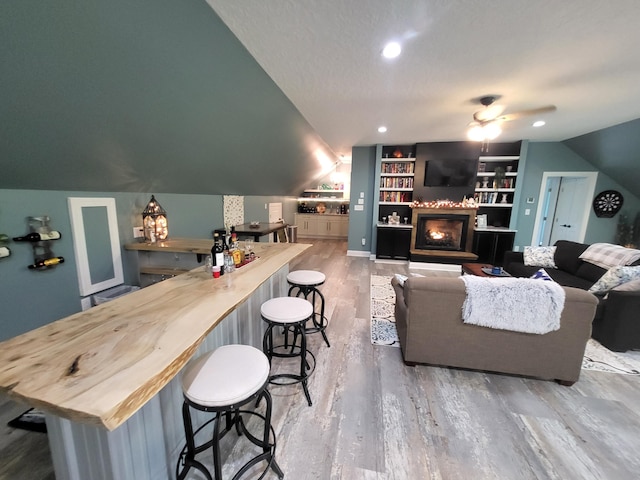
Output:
[370,275,399,347]
[370,274,640,375]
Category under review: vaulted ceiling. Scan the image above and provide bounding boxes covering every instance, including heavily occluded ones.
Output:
[2,1,640,197]
[208,0,640,196]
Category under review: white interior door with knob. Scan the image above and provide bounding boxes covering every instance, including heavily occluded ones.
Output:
[549,177,585,244]
[531,172,597,247]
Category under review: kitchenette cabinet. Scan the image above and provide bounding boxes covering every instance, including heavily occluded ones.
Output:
[295,213,349,239]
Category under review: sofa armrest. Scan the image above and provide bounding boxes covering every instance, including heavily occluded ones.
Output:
[592,289,640,351]
[503,250,524,271]
[391,277,406,307]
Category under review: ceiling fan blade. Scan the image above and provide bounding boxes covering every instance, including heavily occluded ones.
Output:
[473,104,506,122]
[497,105,557,122]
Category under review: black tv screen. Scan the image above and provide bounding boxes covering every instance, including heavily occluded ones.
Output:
[424,158,476,187]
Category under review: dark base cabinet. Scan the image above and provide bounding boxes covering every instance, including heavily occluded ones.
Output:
[376,227,412,260]
[472,229,516,266]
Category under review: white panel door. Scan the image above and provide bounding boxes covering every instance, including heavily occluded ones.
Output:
[549,177,586,244]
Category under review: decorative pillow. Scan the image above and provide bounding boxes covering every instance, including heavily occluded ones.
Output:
[612,278,640,292]
[394,274,408,286]
[579,243,640,269]
[588,266,640,294]
[523,246,557,268]
[530,268,554,281]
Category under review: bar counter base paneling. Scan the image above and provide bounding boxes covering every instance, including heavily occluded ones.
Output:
[46,266,287,480]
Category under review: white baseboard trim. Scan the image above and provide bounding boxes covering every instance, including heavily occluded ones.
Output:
[374,259,408,265]
[347,250,371,258]
[409,262,462,272]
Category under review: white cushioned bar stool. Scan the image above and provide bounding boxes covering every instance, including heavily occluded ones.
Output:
[261,296,315,406]
[176,344,284,480]
[286,270,330,347]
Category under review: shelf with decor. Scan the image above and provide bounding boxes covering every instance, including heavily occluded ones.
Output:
[475,154,520,229]
[379,159,415,204]
[297,189,348,201]
[297,188,349,214]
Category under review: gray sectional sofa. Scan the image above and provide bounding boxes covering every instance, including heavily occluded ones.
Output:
[503,240,640,352]
[391,276,598,385]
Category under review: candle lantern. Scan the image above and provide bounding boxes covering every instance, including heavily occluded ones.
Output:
[142,195,168,243]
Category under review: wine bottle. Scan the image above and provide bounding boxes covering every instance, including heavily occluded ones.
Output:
[28,256,64,269]
[13,231,62,242]
[211,233,225,276]
[0,246,10,258]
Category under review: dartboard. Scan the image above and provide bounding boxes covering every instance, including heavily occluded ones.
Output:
[592,190,623,218]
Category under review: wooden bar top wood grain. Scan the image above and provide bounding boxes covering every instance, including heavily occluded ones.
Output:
[0,241,311,431]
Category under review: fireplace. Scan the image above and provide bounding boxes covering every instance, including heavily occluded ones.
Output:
[415,215,468,251]
[410,207,478,262]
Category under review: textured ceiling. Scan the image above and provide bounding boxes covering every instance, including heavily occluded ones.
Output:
[207,0,640,158]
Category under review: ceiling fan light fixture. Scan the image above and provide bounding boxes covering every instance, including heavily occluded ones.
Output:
[467,122,501,141]
[467,124,485,142]
[483,122,502,140]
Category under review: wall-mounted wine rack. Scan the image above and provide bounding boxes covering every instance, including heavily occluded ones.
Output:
[12,216,64,270]
[0,233,10,260]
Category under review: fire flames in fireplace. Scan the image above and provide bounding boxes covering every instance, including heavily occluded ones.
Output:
[410,207,477,260]
[416,216,467,251]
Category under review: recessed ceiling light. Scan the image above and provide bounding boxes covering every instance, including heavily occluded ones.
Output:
[378,126,388,133]
[382,42,401,59]
[533,120,546,127]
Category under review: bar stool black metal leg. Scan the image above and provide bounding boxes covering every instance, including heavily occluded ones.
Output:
[177,403,213,480]
[262,389,284,478]
[298,324,312,406]
[311,288,330,347]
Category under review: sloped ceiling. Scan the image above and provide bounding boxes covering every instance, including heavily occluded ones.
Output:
[2,0,640,198]
[207,0,640,197]
[0,0,336,196]
[563,119,640,197]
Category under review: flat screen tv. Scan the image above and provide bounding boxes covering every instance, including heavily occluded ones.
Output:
[423,158,477,187]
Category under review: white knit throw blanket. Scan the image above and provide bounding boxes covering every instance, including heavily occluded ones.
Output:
[460,276,566,334]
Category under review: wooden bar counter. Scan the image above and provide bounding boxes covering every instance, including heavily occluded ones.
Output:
[0,239,311,480]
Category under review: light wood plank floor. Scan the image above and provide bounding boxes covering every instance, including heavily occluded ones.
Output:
[2,239,639,479]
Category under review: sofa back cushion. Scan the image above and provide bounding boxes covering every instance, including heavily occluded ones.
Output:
[575,262,607,283]
[553,240,589,275]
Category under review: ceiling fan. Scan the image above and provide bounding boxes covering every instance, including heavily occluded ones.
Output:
[467,95,557,143]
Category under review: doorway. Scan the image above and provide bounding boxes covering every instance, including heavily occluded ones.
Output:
[531,172,598,246]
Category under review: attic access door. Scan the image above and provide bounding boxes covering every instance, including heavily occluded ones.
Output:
[531,172,597,246]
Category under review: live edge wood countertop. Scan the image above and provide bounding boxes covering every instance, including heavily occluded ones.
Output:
[0,240,311,431]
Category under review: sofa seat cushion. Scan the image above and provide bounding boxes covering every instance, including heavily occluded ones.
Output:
[505,259,595,290]
[546,270,595,290]
[553,240,589,275]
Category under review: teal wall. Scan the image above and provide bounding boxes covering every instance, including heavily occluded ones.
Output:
[0,189,295,342]
[347,146,377,252]
[0,0,335,195]
[513,142,640,249]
